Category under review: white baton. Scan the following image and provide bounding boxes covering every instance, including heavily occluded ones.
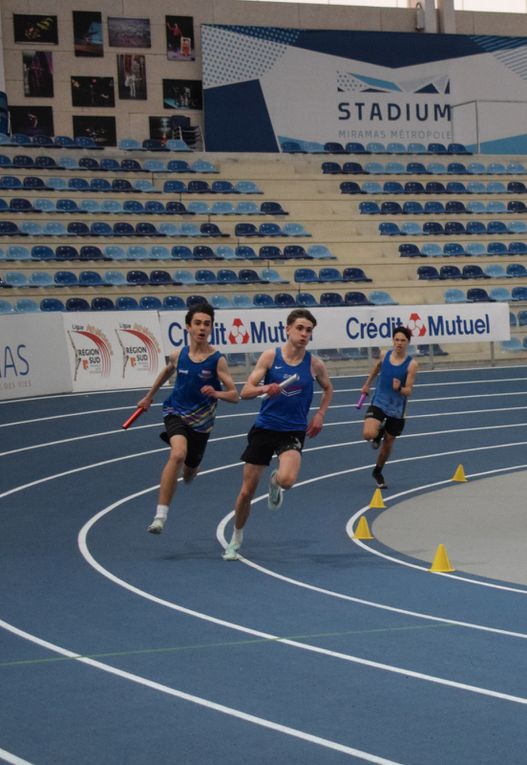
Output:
[259,373,300,399]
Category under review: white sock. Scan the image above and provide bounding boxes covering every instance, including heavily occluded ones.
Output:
[155,504,169,520]
[232,527,244,545]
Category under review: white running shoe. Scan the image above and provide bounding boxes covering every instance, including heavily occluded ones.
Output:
[147,517,165,535]
[222,541,240,561]
[267,469,283,510]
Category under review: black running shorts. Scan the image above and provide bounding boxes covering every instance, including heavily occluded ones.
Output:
[240,426,306,466]
[162,414,210,468]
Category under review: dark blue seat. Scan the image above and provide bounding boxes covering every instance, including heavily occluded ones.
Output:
[40,298,65,311]
[91,297,115,311]
[67,221,90,236]
[463,265,489,279]
[136,222,162,237]
[340,181,363,194]
[344,291,372,306]
[440,265,463,280]
[68,177,90,192]
[487,220,508,235]
[404,181,425,194]
[296,292,318,306]
[428,142,447,153]
[294,268,319,283]
[423,221,445,236]
[116,296,140,310]
[320,292,345,306]
[322,161,341,174]
[113,222,135,237]
[166,200,191,214]
[444,221,466,236]
[79,245,104,260]
[163,295,186,310]
[211,180,237,194]
[467,287,495,302]
[79,156,100,171]
[345,142,368,154]
[359,201,380,215]
[274,292,297,307]
[417,266,440,280]
[379,222,401,236]
[253,292,275,307]
[150,270,172,286]
[139,296,163,310]
[443,242,465,257]
[167,160,192,173]
[283,245,308,259]
[56,199,80,214]
[466,220,486,236]
[126,270,149,286]
[186,294,208,308]
[238,268,263,284]
[66,297,90,311]
[235,245,257,259]
[446,181,467,194]
[342,267,372,282]
[79,270,104,287]
[235,223,259,237]
[259,245,283,260]
[188,180,210,194]
[112,179,135,193]
[425,181,446,194]
[201,222,227,238]
[319,267,343,282]
[193,245,216,260]
[380,201,403,215]
[54,270,78,287]
[402,201,424,215]
[398,243,422,257]
[324,142,346,154]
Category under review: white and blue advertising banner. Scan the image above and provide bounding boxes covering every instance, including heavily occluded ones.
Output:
[202,24,527,153]
[0,314,71,400]
[159,303,509,355]
[62,312,164,392]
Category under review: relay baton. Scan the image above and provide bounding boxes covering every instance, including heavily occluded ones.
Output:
[355,392,368,410]
[122,406,145,430]
[259,373,299,400]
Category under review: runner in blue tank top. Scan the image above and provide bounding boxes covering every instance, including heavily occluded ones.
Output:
[361,326,418,490]
[223,309,333,561]
[137,303,239,535]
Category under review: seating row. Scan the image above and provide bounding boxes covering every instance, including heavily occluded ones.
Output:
[399,241,527,257]
[1,267,289,289]
[0,197,285,216]
[282,140,470,155]
[417,263,527,280]
[0,243,334,262]
[0,176,260,194]
[341,180,527,195]
[379,220,527,236]
[324,160,524,176]
[0,220,311,238]
[0,290,396,314]
[444,286,527,302]
[0,133,194,153]
[359,200,526,216]
[0,155,207,174]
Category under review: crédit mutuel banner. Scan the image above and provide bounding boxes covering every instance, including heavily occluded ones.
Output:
[62,312,164,392]
[159,304,509,355]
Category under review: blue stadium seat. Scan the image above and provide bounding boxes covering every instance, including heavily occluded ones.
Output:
[104,271,127,286]
[65,297,90,311]
[40,298,65,311]
[15,298,39,313]
[370,290,398,305]
[296,292,318,307]
[467,287,495,302]
[91,297,115,311]
[320,292,345,307]
[274,292,297,307]
[79,270,105,287]
[139,296,163,310]
[126,270,149,286]
[319,267,343,282]
[462,264,489,279]
[163,295,186,310]
[417,266,440,280]
[54,270,78,287]
[116,296,140,310]
[444,288,466,303]
[506,263,527,278]
[440,265,463,280]
[343,291,371,306]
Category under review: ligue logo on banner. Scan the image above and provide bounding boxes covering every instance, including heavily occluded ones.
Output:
[67,324,113,381]
[115,322,161,378]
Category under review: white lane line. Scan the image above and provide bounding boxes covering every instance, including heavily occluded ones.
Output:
[347,465,527,595]
[0,618,404,765]
[2,407,527,458]
[76,490,527,706]
[0,748,34,765]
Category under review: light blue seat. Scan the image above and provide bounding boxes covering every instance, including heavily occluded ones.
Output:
[210,294,233,309]
[421,243,442,257]
[143,159,166,173]
[467,162,486,174]
[362,181,383,194]
[235,181,262,194]
[370,290,398,305]
[190,159,218,173]
[465,242,487,257]
[501,338,523,352]
[187,201,210,215]
[32,198,56,213]
[484,264,507,279]
[235,201,259,215]
[466,201,486,215]
[426,162,447,174]
[133,179,158,193]
[487,181,506,194]
[158,222,181,237]
[15,298,39,312]
[151,245,171,260]
[166,138,191,152]
[104,245,127,260]
[400,222,422,236]
[19,221,43,236]
[283,222,311,237]
[29,271,54,288]
[43,222,68,237]
[101,199,123,214]
[0,299,15,313]
[307,244,335,260]
[4,271,29,287]
[260,267,289,284]
[466,181,486,194]
[508,220,527,234]
[364,162,385,174]
[211,201,235,215]
[79,199,103,214]
[216,245,236,259]
[6,245,31,261]
[180,222,202,237]
[104,270,127,286]
[173,269,197,284]
[232,293,253,308]
[444,288,466,303]
[489,287,512,301]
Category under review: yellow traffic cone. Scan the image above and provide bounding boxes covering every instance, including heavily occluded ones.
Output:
[429,543,455,573]
[353,516,374,540]
[369,488,385,509]
[452,464,467,482]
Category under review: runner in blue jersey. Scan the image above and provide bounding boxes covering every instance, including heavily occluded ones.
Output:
[137,303,239,534]
[223,309,333,561]
[361,326,418,489]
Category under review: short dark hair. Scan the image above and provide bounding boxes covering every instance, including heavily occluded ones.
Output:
[185,302,214,326]
[286,308,317,328]
[394,325,412,341]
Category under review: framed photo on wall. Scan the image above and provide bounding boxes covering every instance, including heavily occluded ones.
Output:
[9,106,54,137]
[163,79,202,110]
[73,11,103,57]
[71,77,115,107]
[14,15,58,45]
[165,16,195,61]
[73,116,116,147]
[23,51,54,98]
[117,54,147,100]
[108,17,151,48]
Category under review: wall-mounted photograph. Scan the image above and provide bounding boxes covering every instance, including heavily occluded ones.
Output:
[165,16,195,61]
[23,51,53,98]
[14,15,58,44]
[108,17,151,48]
[163,79,202,110]
[73,116,116,147]
[71,77,115,108]
[73,11,103,57]
[9,106,54,137]
[117,54,147,100]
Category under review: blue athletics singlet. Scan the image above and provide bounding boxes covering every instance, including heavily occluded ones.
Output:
[255,348,314,432]
[372,350,412,419]
[162,347,222,433]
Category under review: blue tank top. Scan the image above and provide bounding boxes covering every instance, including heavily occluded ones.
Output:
[372,350,412,419]
[162,347,222,433]
[255,348,314,432]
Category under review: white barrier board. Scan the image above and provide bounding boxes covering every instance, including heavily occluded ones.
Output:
[0,313,71,400]
[159,304,510,354]
[62,312,165,392]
